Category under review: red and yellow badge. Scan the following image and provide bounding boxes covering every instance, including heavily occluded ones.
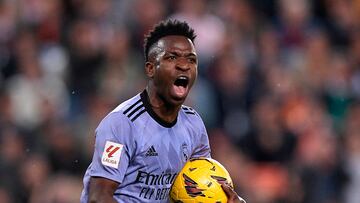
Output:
[101,141,123,168]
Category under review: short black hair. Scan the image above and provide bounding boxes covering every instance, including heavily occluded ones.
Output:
[144,19,196,62]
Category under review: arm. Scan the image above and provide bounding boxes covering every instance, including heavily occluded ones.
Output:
[88,177,119,203]
[87,113,133,203]
[221,184,246,203]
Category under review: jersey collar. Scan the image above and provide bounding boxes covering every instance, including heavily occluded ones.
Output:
[140,90,178,128]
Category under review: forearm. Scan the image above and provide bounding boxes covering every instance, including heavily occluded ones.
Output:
[88,188,118,203]
[88,177,119,203]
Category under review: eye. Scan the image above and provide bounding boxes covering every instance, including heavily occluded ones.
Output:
[188,57,197,64]
[167,55,177,61]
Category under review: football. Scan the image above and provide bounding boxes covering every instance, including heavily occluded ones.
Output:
[170,157,233,203]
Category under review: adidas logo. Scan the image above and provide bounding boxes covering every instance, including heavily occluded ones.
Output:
[145,145,158,156]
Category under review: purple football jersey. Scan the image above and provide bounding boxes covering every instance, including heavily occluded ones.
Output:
[80,90,211,202]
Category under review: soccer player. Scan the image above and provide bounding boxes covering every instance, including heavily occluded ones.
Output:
[80,19,244,203]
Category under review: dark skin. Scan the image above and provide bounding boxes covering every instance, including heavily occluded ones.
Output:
[88,35,243,203]
[222,184,246,203]
[88,177,118,203]
[145,35,197,122]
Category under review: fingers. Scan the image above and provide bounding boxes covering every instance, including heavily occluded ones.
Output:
[221,183,237,200]
[221,183,246,203]
[221,183,234,197]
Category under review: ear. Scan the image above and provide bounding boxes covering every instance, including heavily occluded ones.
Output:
[145,61,155,78]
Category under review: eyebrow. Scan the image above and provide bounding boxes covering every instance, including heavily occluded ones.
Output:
[166,51,197,57]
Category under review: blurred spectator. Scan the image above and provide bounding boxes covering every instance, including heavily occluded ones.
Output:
[0,187,13,203]
[216,0,258,67]
[322,0,357,47]
[242,94,297,163]
[66,19,105,118]
[343,103,360,203]
[302,29,331,92]
[128,0,167,54]
[41,120,88,175]
[276,0,314,49]
[0,127,26,202]
[171,0,226,73]
[323,52,352,131]
[4,29,69,131]
[247,164,290,203]
[98,29,145,103]
[276,0,317,72]
[0,88,13,126]
[210,53,251,141]
[29,174,83,203]
[349,30,360,100]
[18,154,50,202]
[295,124,346,203]
[0,1,16,44]
[0,1,17,82]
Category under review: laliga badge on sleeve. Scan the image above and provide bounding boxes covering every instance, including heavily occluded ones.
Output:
[101,141,124,168]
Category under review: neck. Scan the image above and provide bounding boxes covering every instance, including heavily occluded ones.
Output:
[146,86,181,123]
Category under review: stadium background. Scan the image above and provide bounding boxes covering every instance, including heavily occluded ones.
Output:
[1,0,360,202]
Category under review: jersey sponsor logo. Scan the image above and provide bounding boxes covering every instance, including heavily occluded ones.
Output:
[135,170,177,186]
[101,141,123,168]
[139,186,171,201]
[145,145,158,156]
[135,170,178,201]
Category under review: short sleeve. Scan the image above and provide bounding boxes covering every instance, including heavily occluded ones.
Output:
[89,112,135,184]
[191,118,211,159]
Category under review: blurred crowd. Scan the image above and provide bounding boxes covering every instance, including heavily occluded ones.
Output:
[1,0,360,202]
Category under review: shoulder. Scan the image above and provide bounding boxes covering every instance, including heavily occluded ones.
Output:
[180,105,206,130]
[180,106,210,156]
[95,95,146,147]
[111,93,142,115]
[181,105,199,116]
[180,105,202,120]
[97,94,143,133]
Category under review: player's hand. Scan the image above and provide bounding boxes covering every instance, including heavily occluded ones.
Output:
[221,183,246,203]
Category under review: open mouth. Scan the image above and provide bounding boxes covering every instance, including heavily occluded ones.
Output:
[171,76,189,99]
[174,76,189,88]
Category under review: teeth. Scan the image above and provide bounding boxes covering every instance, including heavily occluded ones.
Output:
[174,76,189,87]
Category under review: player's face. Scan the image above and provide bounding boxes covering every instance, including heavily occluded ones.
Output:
[149,35,198,106]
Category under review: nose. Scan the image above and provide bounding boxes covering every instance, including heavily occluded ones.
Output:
[176,57,190,71]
